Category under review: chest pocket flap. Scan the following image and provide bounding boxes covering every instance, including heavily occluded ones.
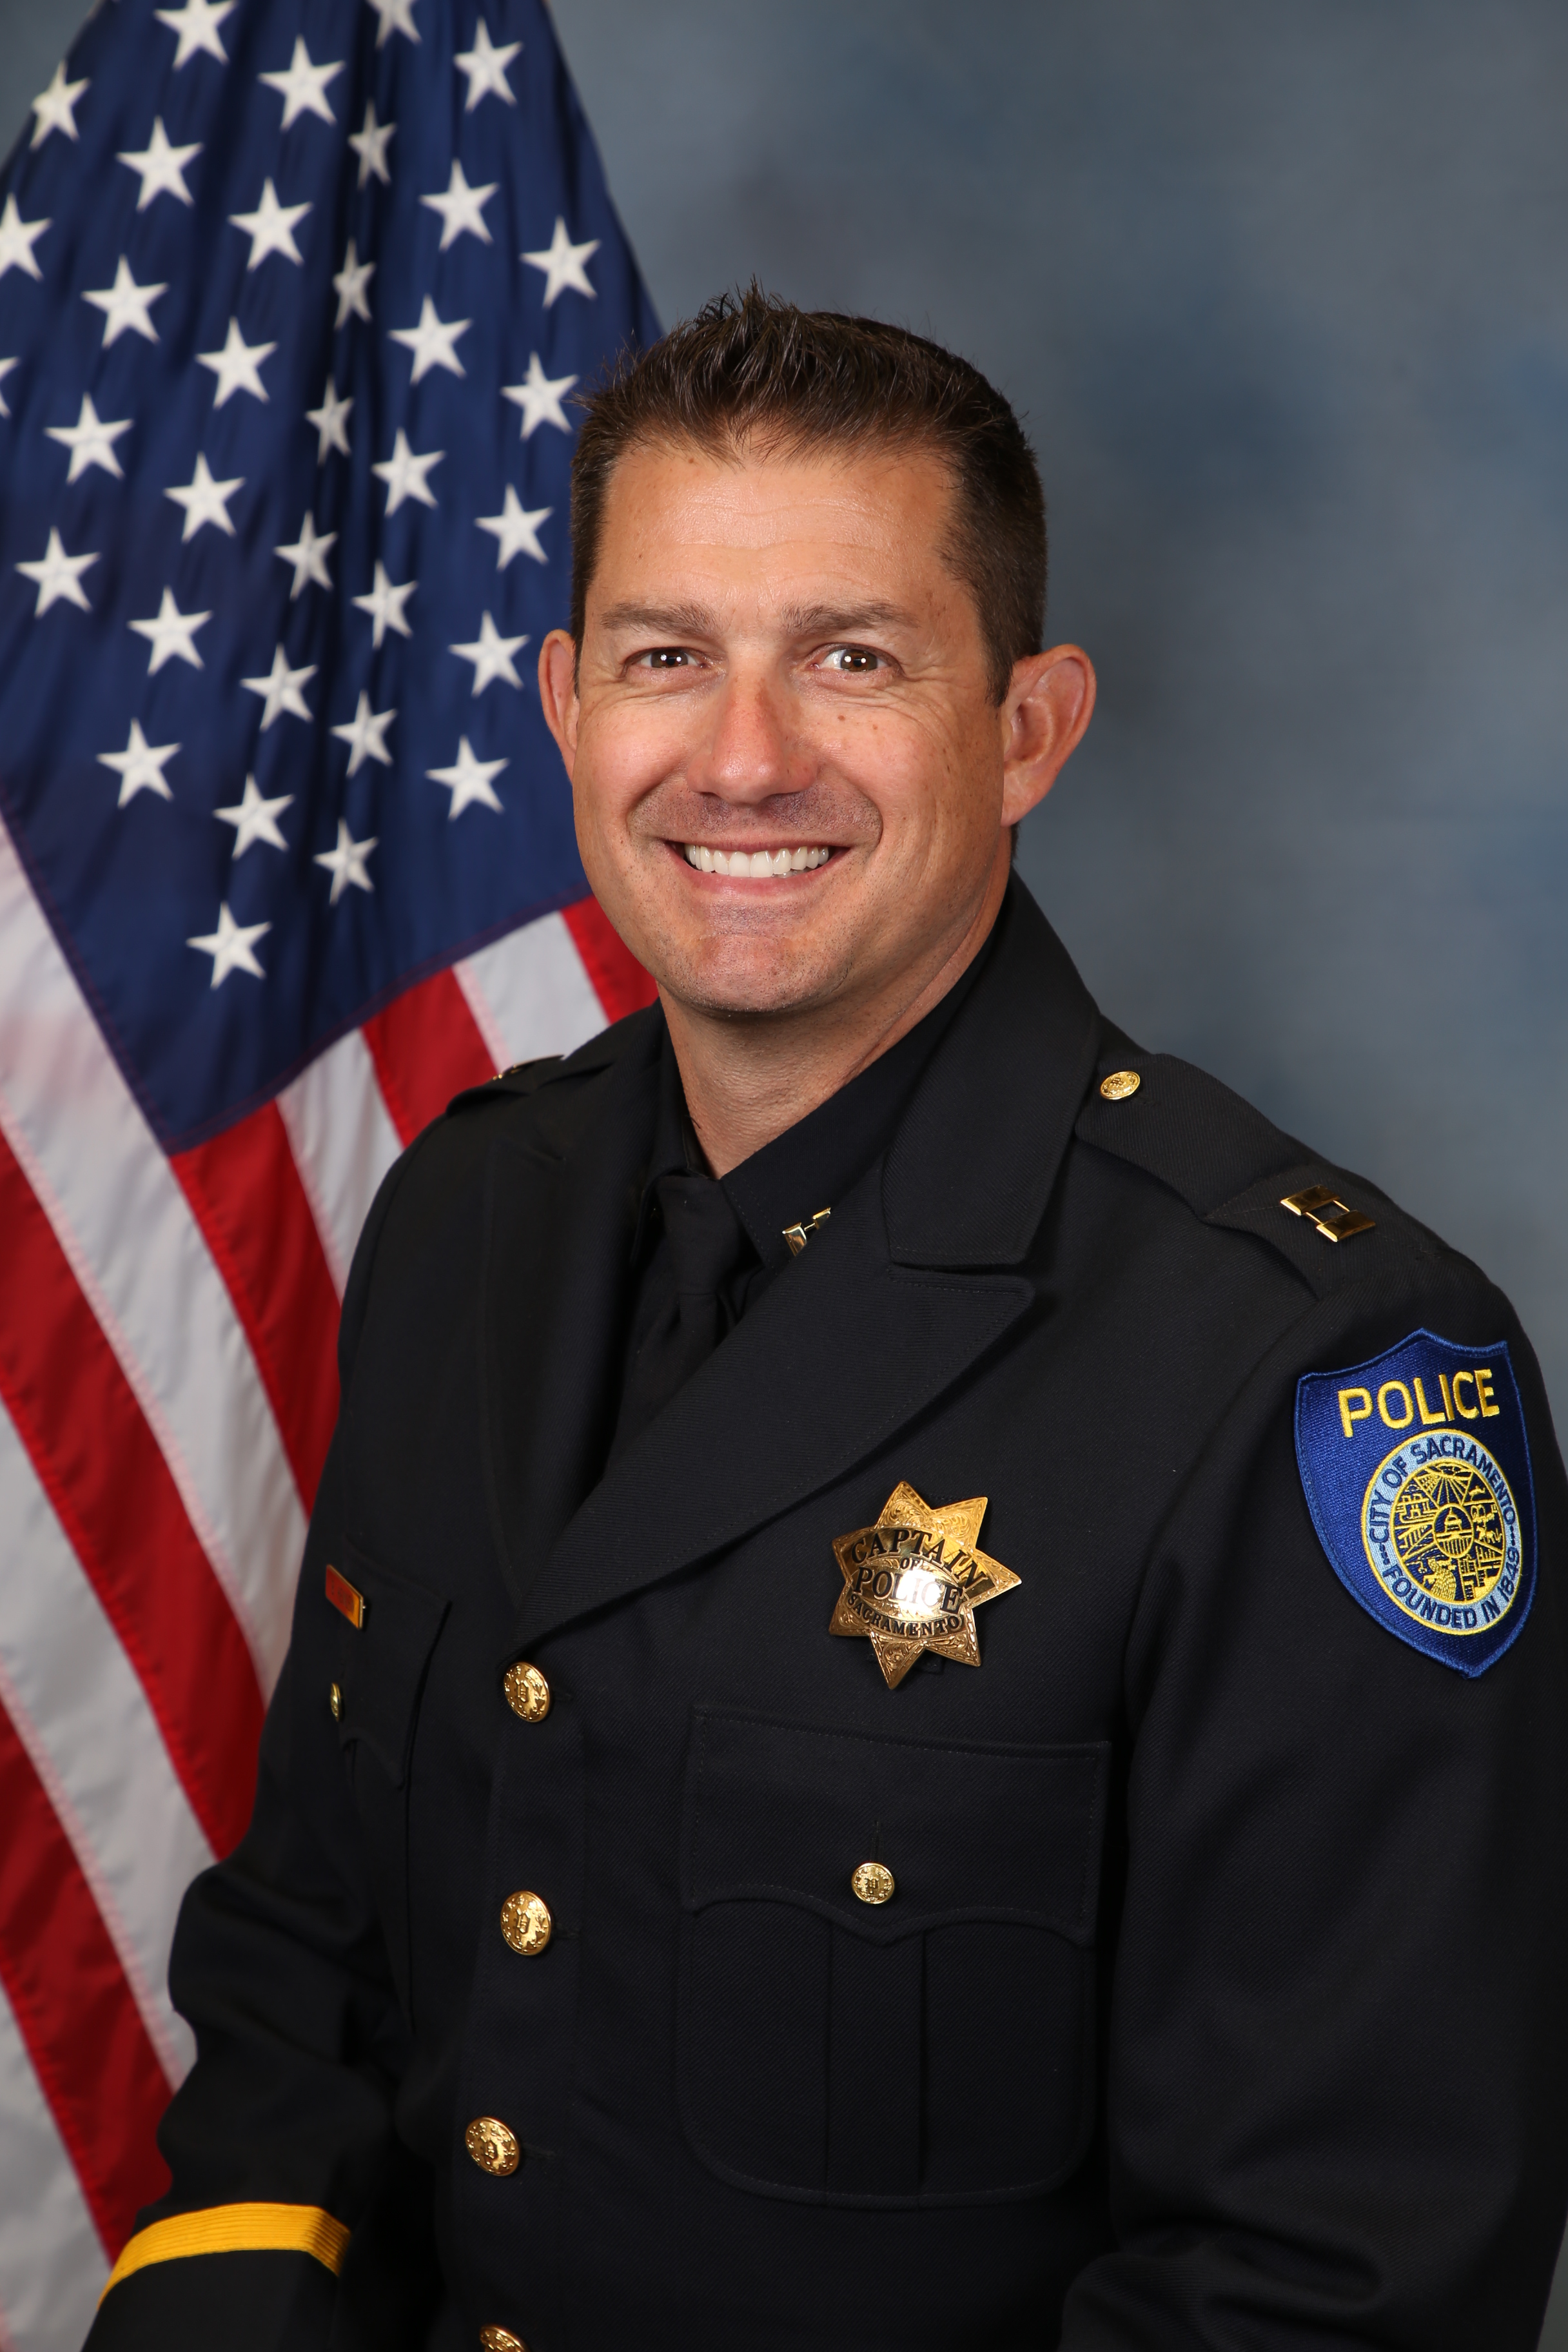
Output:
[680,1708,1110,2207]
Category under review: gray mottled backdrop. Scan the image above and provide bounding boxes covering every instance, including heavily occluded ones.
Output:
[3,0,1566,2334]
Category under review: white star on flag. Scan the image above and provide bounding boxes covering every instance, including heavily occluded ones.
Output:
[389,297,470,382]
[166,453,243,540]
[449,611,527,694]
[306,377,352,461]
[476,486,550,567]
[97,720,179,807]
[420,161,496,250]
[349,100,395,186]
[115,117,201,210]
[522,215,599,306]
[366,0,420,48]
[197,317,275,406]
[503,352,577,438]
[314,819,378,903]
[260,37,344,129]
[429,737,506,819]
[155,0,235,66]
[45,393,132,482]
[352,561,415,647]
[274,511,336,596]
[330,691,396,774]
[215,775,292,856]
[130,587,210,672]
[230,179,311,270]
[455,19,520,108]
[0,195,50,281]
[16,528,97,614]
[0,358,17,418]
[30,63,88,149]
[333,240,374,327]
[83,256,166,346]
[240,643,316,727]
[187,902,269,986]
[373,429,443,514]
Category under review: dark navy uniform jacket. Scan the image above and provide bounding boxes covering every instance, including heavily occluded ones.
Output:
[87,881,1568,2351]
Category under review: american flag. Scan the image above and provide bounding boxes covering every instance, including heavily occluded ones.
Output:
[0,0,656,2338]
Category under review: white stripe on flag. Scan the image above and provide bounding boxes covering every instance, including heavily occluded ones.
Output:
[0,1980,107,2352]
[0,825,305,1690]
[278,1025,404,1298]
[456,911,609,1069]
[0,1396,209,2085]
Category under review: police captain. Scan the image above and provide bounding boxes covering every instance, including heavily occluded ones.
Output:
[87,289,1568,2351]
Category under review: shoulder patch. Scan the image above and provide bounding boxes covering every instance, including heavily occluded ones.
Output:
[1295,1331,1536,1676]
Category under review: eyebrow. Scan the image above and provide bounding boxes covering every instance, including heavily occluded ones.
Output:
[595,599,919,640]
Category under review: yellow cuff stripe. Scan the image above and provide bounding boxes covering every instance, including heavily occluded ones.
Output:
[101,2202,349,2300]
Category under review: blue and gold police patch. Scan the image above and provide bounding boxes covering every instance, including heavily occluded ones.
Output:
[1296,1331,1536,1676]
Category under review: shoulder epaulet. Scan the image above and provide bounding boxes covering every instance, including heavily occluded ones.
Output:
[1075,1031,1446,1300]
[442,1006,656,1121]
[444,1054,564,1117]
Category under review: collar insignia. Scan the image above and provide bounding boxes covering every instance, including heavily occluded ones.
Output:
[830,1482,1019,1687]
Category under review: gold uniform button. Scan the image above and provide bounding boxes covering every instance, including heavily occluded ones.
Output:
[500,1890,553,1957]
[1099,1069,1141,1102]
[479,2330,527,2352]
[503,1661,551,1723]
[328,1681,342,1721]
[465,2116,520,2177]
[851,1861,895,1905]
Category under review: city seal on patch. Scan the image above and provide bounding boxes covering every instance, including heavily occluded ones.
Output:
[1295,1330,1536,1676]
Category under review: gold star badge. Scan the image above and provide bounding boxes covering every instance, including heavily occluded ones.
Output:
[830,1482,1019,1688]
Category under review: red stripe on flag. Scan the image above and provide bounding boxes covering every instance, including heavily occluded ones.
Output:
[0,1135,262,1857]
[173,1103,340,1514]
[362,966,495,1146]
[562,896,658,1024]
[0,1689,172,2258]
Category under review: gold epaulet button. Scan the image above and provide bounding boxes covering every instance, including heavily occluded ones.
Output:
[466,2117,520,2177]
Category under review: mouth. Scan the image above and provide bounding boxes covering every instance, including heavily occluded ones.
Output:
[681,843,836,877]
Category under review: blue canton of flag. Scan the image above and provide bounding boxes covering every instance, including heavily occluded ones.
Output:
[0,0,659,1152]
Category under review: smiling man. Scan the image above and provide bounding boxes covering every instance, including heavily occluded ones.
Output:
[90,291,1568,2352]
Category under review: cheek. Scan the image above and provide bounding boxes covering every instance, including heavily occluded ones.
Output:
[574,711,683,827]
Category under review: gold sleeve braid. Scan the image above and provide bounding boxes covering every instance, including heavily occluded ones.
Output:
[100,2202,349,2300]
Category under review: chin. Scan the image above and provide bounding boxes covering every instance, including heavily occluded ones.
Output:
[648,927,851,1021]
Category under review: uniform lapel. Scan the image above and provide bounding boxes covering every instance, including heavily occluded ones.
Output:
[479,1021,662,1609]
[513,881,1101,1650]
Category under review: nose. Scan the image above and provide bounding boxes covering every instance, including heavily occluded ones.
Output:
[687,672,798,805]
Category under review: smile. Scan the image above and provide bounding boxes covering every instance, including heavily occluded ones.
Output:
[682,845,834,876]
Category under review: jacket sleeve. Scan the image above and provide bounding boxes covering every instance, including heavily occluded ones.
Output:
[84,1151,442,2352]
[1059,1271,1568,2351]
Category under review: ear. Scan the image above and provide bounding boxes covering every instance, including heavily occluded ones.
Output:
[999,645,1096,826]
[538,629,580,771]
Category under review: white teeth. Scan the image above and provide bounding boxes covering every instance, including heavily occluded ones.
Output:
[683,844,832,876]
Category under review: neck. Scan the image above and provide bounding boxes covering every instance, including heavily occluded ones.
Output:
[663,849,1010,1178]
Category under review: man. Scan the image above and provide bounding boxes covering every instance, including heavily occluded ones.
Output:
[89,289,1568,2351]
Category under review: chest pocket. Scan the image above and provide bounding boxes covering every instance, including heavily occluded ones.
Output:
[331,1541,449,2017]
[678,1707,1109,2208]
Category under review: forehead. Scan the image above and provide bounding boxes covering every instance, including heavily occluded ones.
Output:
[587,436,961,614]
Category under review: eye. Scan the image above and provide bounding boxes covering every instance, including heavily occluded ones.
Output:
[819,644,884,674]
[636,647,697,671]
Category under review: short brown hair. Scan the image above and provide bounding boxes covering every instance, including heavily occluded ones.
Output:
[569,285,1046,703]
